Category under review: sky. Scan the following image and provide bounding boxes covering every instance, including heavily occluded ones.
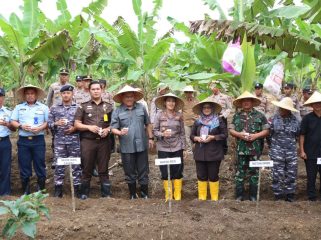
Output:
[0,0,234,35]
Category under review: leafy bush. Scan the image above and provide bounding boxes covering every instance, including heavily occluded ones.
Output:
[0,191,50,239]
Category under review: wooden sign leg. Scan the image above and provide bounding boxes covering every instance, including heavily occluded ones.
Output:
[69,164,76,212]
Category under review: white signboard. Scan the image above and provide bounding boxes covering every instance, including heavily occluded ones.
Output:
[57,157,81,166]
[317,158,321,165]
[155,157,181,166]
[250,161,273,168]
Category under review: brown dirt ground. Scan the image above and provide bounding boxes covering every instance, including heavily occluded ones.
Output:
[1,134,321,240]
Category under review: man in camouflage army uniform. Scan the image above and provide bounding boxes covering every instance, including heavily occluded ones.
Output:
[229,91,269,201]
[299,86,313,119]
[74,75,92,104]
[48,85,82,198]
[46,69,70,107]
[208,80,232,154]
[270,97,300,202]
[279,83,301,121]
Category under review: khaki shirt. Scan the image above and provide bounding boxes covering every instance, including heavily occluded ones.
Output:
[74,90,91,104]
[153,111,186,152]
[299,99,313,118]
[74,100,113,139]
[46,82,70,107]
[182,97,199,127]
[208,93,232,119]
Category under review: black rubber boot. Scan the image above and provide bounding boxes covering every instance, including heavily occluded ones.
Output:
[249,184,258,201]
[80,182,90,200]
[285,193,295,202]
[37,178,46,191]
[128,183,137,199]
[274,194,283,201]
[235,185,244,201]
[21,178,30,195]
[101,181,112,198]
[54,185,63,198]
[74,185,81,199]
[140,184,149,199]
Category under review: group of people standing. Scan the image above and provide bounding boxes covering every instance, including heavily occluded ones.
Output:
[0,69,321,204]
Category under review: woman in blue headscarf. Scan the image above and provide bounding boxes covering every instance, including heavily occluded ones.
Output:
[191,99,227,201]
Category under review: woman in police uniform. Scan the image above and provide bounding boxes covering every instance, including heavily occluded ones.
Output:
[153,93,185,201]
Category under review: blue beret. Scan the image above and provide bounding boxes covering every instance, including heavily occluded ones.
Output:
[99,79,107,85]
[303,86,313,94]
[0,88,5,96]
[60,85,74,92]
[76,75,83,81]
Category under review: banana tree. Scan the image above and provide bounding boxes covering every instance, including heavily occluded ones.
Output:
[0,0,72,92]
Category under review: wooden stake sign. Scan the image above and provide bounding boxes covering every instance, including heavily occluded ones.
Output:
[56,157,81,212]
[155,157,181,213]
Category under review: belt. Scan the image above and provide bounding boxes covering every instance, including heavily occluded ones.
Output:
[20,135,43,140]
[0,136,9,141]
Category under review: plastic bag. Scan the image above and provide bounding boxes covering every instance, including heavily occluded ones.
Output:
[263,62,284,96]
[222,41,243,75]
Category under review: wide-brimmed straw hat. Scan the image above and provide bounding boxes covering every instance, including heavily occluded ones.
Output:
[192,99,222,115]
[182,85,196,92]
[16,84,45,101]
[303,91,321,106]
[272,97,298,112]
[155,93,184,111]
[113,85,144,103]
[233,91,261,108]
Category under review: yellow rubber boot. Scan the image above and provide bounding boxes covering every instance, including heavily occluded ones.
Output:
[198,181,207,200]
[209,181,219,201]
[173,179,182,200]
[163,180,173,201]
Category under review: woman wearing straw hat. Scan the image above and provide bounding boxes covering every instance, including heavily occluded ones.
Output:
[10,85,49,194]
[153,93,186,201]
[229,91,269,201]
[190,99,227,201]
[111,85,154,199]
[270,97,300,202]
[299,91,321,201]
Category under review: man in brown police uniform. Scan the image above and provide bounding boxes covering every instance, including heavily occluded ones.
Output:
[75,80,113,200]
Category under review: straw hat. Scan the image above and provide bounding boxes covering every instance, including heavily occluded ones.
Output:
[233,91,261,108]
[182,85,195,92]
[113,85,144,103]
[303,91,321,106]
[155,93,184,111]
[16,84,45,102]
[272,97,298,112]
[192,99,222,115]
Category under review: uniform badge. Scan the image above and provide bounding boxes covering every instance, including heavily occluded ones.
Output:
[88,113,92,117]
[104,114,108,122]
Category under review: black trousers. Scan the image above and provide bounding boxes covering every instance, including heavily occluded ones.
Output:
[222,117,228,154]
[121,150,149,185]
[196,161,221,182]
[305,159,321,200]
[158,150,184,180]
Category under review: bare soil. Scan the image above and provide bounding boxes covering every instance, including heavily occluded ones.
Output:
[1,134,321,240]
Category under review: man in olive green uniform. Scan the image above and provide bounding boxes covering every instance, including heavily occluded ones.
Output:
[229,91,269,201]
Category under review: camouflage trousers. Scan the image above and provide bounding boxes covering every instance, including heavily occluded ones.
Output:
[235,155,259,187]
[54,143,82,186]
[270,147,297,195]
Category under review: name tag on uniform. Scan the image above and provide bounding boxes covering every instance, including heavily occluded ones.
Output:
[104,114,108,122]
[317,158,321,165]
[35,110,44,115]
